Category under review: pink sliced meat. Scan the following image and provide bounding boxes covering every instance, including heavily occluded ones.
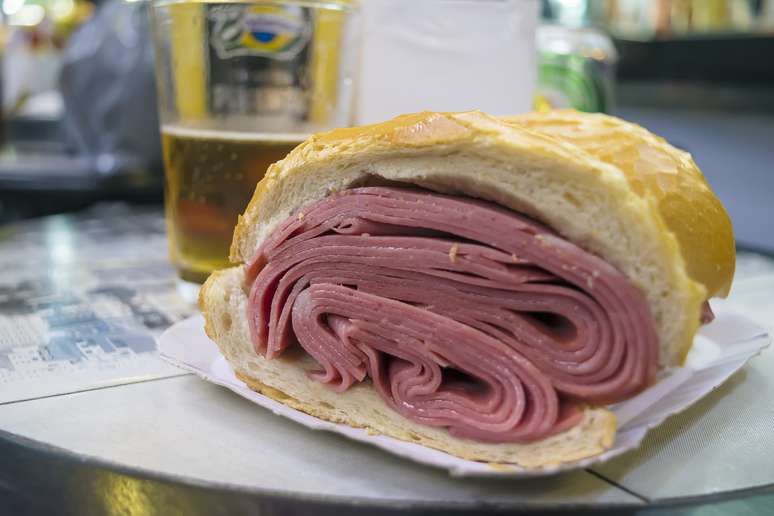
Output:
[700,301,715,324]
[245,187,659,443]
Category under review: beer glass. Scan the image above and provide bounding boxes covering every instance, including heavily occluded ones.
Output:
[150,0,359,299]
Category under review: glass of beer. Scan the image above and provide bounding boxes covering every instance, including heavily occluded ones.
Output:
[150,0,359,300]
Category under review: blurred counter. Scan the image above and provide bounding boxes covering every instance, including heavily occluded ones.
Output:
[0,116,162,222]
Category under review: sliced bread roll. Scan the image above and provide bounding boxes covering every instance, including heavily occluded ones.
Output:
[200,110,733,468]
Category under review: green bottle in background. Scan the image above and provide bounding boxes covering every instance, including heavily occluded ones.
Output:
[535,24,617,113]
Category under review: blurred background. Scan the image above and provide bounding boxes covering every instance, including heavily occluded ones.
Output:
[1,0,773,248]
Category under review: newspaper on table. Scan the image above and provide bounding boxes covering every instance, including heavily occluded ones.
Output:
[0,205,195,403]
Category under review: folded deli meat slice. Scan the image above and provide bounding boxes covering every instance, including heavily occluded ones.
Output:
[245,187,658,443]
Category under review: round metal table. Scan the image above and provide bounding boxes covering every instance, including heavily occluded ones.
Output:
[0,203,773,515]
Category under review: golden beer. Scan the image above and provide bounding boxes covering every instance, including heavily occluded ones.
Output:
[151,0,356,296]
[162,126,303,283]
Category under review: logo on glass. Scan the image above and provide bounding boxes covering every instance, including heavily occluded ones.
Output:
[209,4,310,60]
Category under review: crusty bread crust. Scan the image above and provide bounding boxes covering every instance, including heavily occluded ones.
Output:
[201,266,616,469]
[504,110,735,299]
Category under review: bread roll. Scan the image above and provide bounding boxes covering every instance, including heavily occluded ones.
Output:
[200,110,733,468]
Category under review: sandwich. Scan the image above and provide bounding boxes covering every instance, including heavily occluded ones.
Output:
[200,110,734,468]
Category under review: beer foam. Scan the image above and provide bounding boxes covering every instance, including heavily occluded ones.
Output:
[162,125,308,143]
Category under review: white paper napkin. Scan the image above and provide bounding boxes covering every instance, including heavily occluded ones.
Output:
[158,311,769,477]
